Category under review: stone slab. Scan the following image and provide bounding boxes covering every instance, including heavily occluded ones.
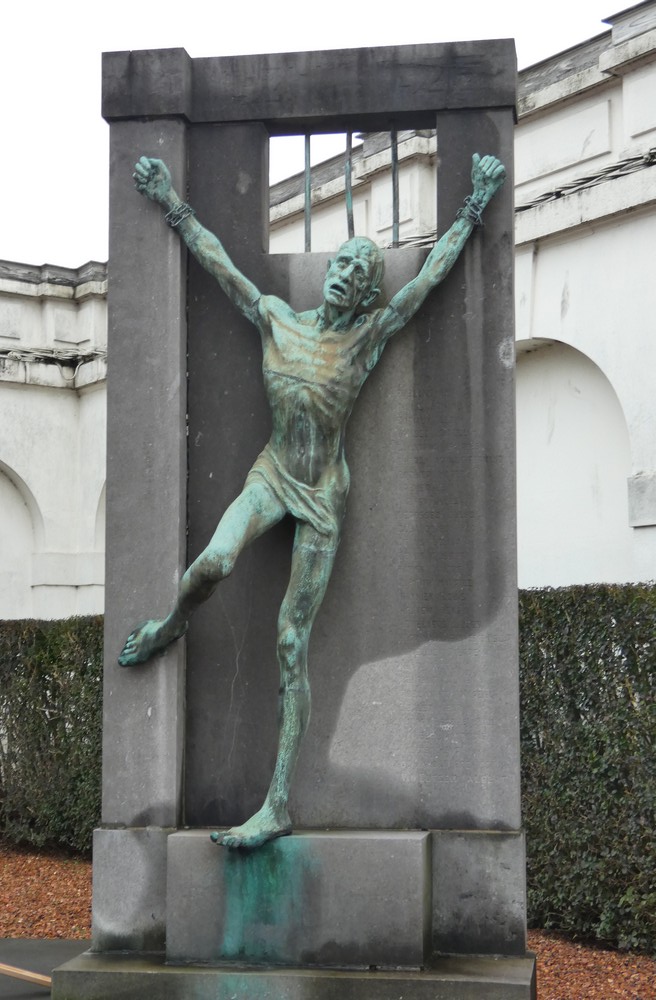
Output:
[0,941,87,1000]
[432,831,527,956]
[102,42,517,128]
[182,112,520,833]
[166,830,430,969]
[52,951,537,1000]
[102,116,187,829]
[91,828,173,953]
[183,121,279,829]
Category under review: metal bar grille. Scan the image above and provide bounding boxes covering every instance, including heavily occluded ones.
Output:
[304,134,312,252]
[391,129,400,248]
[345,132,354,239]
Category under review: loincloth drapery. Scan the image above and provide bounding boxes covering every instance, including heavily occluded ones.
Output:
[245,444,349,548]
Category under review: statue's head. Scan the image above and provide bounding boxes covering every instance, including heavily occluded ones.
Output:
[323,237,384,313]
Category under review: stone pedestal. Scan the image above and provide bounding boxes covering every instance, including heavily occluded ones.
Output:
[53,37,536,1000]
[54,952,536,1000]
[166,831,430,968]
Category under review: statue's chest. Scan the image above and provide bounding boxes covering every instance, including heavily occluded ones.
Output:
[264,323,368,391]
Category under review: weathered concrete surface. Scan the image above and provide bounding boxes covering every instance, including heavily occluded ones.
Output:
[102,42,516,130]
[52,951,536,1000]
[166,830,430,968]
[432,831,527,956]
[102,116,187,831]
[91,828,173,953]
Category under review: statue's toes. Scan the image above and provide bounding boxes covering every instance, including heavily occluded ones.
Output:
[210,831,231,847]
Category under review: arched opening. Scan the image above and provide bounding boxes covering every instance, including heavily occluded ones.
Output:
[0,467,38,618]
[516,341,633,587]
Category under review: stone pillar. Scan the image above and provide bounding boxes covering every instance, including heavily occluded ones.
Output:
[93,116,188,952]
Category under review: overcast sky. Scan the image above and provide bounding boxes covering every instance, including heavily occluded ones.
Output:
[2,0,617,266]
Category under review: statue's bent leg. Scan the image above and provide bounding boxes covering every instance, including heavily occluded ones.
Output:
[118,481,285,666]
[213,522,337,849]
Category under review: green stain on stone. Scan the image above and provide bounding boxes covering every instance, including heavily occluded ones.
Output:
[221,837,316,964]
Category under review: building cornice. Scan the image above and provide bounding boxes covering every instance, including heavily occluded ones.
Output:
[0,259,107,302]
[518,1,656,121]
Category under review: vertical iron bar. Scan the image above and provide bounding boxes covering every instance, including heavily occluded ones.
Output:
[391,128,400,248]
[304,133,311,252]
[345,132,354,239]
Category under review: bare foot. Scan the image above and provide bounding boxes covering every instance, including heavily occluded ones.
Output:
[210,804,292,850]
[118,619,186,667]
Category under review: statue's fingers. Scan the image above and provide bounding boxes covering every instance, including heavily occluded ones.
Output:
[471,152,481,170]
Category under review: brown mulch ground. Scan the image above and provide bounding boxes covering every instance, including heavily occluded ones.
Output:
[1,841,655,998]
[0,841,91,940]
[526,930,656,999]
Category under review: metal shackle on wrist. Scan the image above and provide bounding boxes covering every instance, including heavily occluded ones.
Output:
[165,202,196,228]
[456,195,484,227]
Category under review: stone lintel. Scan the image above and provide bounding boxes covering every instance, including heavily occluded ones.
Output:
[53,951,537,1000]
[102,42,517,129]
[166,830,430,970]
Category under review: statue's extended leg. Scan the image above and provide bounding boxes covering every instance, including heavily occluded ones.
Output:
[118,481,285,666]
[212,525,337,849]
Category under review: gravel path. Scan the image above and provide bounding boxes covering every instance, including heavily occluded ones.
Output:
[1,841,654,998]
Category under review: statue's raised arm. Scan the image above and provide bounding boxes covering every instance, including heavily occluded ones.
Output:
[380,154,505,336]
[134,156,261,325]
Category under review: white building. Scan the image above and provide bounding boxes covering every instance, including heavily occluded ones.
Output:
[2,1,655,617]
[0,261,107,617]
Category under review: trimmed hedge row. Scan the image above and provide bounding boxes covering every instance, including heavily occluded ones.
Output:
[0,589,654,951]
[0,618,103,854]
[520,585,656,953]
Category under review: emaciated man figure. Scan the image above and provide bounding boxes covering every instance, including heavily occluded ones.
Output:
[119,152,506,849]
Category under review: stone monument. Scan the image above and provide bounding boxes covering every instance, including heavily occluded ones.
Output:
[53,39,536,1000]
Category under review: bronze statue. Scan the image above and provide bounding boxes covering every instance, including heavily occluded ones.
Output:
[119,153,506,849]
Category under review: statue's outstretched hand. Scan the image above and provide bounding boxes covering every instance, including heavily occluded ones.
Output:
[471,153,506,209]
[133,156,172,204]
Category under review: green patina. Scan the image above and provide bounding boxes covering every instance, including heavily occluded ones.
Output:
[221,838,315,963]
[118,153,505,851]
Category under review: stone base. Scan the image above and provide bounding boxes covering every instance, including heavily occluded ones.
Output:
[92,827,173,953]
[167,829,430,968]
[52,951,537,1000]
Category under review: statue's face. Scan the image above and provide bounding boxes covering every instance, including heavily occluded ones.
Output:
[323,245,373,312]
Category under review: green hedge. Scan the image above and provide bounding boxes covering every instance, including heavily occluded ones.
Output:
[520,584,656,953]
[0,618,103,854]
[0,592,654,951]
